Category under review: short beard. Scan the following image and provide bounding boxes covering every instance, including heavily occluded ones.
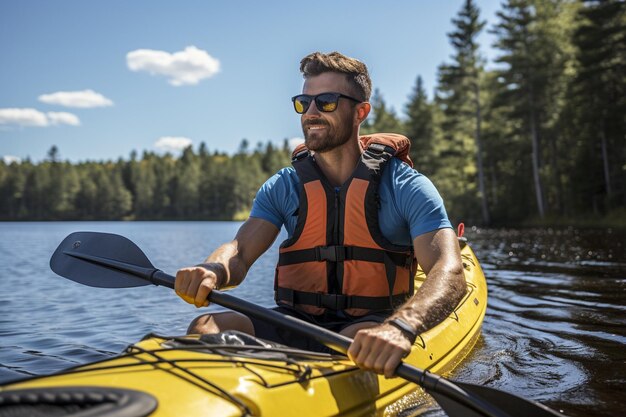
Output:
[302,116,354,153]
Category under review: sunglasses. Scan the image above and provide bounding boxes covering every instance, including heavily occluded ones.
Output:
[291,92,362,114]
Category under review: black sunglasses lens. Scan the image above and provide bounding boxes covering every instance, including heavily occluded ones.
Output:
[315,93,340,112]
[293,96,311,114]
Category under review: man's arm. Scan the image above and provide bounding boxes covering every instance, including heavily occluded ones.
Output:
[175,217,280,307]
[391,227,466,333]
[347,227,466,377]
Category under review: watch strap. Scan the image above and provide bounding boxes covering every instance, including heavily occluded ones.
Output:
[387,318,418,345]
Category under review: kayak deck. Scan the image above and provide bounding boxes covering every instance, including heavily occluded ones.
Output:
[1,242,487,417]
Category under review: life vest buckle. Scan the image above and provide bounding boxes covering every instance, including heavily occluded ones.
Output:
[317,294,349,310]
[315,245,346,262]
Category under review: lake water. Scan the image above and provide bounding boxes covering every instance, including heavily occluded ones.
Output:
[0,222,624,417]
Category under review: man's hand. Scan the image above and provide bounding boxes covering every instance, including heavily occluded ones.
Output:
[175,217,280,309]
[347,323,412,378]
[175,263,224,308]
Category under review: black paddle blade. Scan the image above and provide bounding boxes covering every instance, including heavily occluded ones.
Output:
[50,231,156,288]
[398,357,566,417]
[431,380,566,417]
[457,381,566,417]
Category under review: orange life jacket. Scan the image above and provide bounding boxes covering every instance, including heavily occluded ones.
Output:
[274,133,416,316]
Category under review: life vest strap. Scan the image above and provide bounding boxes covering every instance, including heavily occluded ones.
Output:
[275,287,410,311]
[278,245,412,268]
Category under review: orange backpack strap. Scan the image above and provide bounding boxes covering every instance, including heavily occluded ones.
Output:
[291,133,414,168]
[359,133,413,168]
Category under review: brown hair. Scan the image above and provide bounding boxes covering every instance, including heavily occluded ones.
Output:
[299,51,371,102]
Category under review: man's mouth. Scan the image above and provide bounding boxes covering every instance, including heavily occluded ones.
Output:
[304,122,328,131]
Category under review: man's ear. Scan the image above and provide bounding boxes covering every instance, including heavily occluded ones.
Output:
[356,102,371,124]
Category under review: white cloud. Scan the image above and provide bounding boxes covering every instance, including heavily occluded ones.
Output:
[154,136,193,152]
[127,46,220,86]
[38,89,114,108]
[0,108,48,126]
[3,155,21,164]
[0,108,80,127]
[288,137,305,151]
[47,112,81,126]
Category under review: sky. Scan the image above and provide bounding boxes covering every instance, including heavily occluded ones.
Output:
[0,0,503,163]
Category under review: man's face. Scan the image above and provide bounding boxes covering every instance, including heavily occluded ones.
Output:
[300,72,358,153]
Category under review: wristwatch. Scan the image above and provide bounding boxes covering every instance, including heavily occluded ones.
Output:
[386,318,418,345]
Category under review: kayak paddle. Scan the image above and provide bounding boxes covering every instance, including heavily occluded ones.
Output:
[49,231,566,417]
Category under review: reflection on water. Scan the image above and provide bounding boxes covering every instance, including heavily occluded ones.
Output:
[453,227,626,417]
[0,222,624,417]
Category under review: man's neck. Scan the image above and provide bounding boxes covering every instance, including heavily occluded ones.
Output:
[314,139,361,187]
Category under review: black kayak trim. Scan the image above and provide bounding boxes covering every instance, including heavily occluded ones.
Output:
[0,386,157,417]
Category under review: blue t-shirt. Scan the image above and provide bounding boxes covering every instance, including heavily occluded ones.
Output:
[250,158,452,246]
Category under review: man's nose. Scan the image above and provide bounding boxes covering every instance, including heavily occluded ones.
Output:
[304,99,321,115]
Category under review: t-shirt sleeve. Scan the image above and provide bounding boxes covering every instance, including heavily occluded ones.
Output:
[393,161,452,240]
[249,168,294,230]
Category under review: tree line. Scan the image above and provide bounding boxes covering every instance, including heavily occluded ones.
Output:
[0,141,291,221]
[1,0,624,225]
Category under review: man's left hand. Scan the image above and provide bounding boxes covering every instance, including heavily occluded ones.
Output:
[347,323,412,378]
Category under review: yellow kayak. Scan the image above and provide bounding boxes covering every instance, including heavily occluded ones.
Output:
[0,240,487,417]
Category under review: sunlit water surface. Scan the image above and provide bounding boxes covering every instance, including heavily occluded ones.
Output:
[0,222,624,417]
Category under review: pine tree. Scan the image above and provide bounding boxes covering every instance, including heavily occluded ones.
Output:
[492,0,581,220]
[435,0,488,223]
[171,146,201,218]
[405,76,436,173]
[569,0,626,212]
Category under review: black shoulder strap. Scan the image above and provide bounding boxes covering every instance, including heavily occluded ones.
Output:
[292,151,320,184]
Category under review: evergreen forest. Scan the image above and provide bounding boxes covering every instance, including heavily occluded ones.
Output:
[1,0,624,226]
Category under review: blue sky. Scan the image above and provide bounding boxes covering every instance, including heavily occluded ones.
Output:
[0,0,501,163]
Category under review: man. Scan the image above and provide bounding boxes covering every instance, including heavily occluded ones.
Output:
[175,51,466,378]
